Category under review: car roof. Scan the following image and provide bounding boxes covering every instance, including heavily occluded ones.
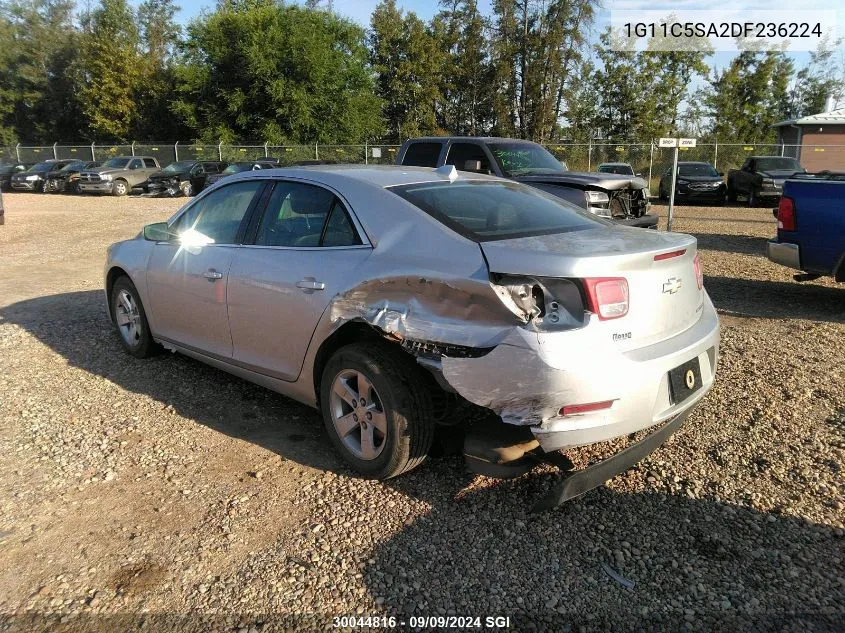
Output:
[405,136,540,145]
[598,162,631,167]
[231,164,502,188]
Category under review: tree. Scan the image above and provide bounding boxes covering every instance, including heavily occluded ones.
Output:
[135,0,183,139]
[369,0,441,141]
[77,0,141,140]
[0,0,77,142]
[705,51,793,142]
[787,38,844,117]
[174,2,384,143]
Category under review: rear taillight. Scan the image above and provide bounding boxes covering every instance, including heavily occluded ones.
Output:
[777,197,796,231]
[584,277,629,320]
[693,253,703,290]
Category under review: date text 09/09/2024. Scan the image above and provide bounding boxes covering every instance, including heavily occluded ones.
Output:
[332,616,512,629]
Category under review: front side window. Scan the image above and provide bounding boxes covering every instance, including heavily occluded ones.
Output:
[171,180,264,245]
[389,180,600,242]
[129,159,143,169]
[254,182,361,247]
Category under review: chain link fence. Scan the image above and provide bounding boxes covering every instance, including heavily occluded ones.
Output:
[0,140,829,189]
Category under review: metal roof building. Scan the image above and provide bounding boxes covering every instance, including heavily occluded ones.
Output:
[774,107,845,171]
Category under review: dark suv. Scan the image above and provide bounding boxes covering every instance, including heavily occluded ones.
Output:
[145,161,228,197]
[11,159,85,192]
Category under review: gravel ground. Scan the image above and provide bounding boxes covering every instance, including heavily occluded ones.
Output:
[0,193,843,632]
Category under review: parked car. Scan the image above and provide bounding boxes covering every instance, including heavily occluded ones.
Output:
[0,162,31,191]
[727,156,806,207]
[11,159,84,192]
[396,137,657,228]
[46,160,101,193]
[105,165,719,506]
[658,161,726,205]
[597,162,637,176]
[78,156,161,196]
[203,161,278,187]
[144,161,228,197]
[767,173,845,283]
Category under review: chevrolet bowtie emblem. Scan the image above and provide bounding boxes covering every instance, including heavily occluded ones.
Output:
[662,277,682,294]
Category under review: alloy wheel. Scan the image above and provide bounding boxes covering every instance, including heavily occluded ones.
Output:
[115,289,142,347]
[329,369,388,460]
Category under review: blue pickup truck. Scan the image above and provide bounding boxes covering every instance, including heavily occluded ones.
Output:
[767,175,845,282]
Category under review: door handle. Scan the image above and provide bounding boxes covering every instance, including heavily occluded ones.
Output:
[296,279,325,291]
[203,269,223,280]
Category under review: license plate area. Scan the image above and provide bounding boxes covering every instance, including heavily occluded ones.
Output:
[668,357,702,405]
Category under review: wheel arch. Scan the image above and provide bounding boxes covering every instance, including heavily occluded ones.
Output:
[105,265,131,321]
[311,320,387,408]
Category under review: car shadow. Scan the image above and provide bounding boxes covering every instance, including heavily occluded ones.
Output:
[705,276,844,323]
[692,233,771,256]
[358,463,844,630]
[0,289,343,475]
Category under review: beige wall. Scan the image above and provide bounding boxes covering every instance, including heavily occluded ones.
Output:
[800,127,845,172]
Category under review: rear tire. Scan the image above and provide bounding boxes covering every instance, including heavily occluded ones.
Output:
[110,276,159,358]
[112,179,129,197]
[320,342,435,479]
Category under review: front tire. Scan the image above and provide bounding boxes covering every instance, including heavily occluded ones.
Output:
[179,181,193,197]
[112,179,129,197]
[110,276,158,358]
[320,343,435,479]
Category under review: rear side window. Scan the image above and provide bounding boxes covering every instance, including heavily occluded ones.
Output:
[402,142,442,167]
[143,158,157,168]
[389,180,600,242]
[254,182,361,248]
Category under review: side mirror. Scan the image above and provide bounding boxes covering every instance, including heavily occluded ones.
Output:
[143,222,175,242]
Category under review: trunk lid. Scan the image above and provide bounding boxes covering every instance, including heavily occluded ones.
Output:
[481,227,704,349]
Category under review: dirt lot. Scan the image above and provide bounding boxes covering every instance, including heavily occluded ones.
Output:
[0,192,843,631]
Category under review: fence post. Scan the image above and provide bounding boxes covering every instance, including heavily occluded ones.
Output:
[174,141,179,162]
[713,141,718,170]
[781,143,785,157]
[131,141,135,157]
[52,142,58,160]
[648,141,654,189]
[364,140,368,165]
[315,142,319,160]
[264,142,268,158]
[587,139,592,171]
[91,142,95,161]
[15,143,20,162]
[218,141,223,161]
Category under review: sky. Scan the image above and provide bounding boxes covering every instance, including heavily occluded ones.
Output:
[162,0,845,86]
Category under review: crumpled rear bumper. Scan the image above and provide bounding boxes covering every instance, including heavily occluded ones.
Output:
[441,293,720,453]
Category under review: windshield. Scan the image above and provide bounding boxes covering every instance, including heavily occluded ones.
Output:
[31,161,55,171]
[58,162,82,172]
[488,143,566,177]
[756,157,803,172]
[598,164,634,175]
[389,180,599,242]
[162,161,196,173]
[222,163,253,174]
[678,163,719,177]
[103,158,131,168]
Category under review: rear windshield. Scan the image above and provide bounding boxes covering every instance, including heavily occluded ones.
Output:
[756,157,803,172]
[598,164,634,175]
[678,163,719,177]
[389,180,601,242]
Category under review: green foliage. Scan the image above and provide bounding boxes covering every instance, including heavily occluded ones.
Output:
[174,2,384,144]
[76,0,140,140]
[369,0,441,141]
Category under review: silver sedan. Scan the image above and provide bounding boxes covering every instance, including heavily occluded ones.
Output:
[105,165,719,494]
